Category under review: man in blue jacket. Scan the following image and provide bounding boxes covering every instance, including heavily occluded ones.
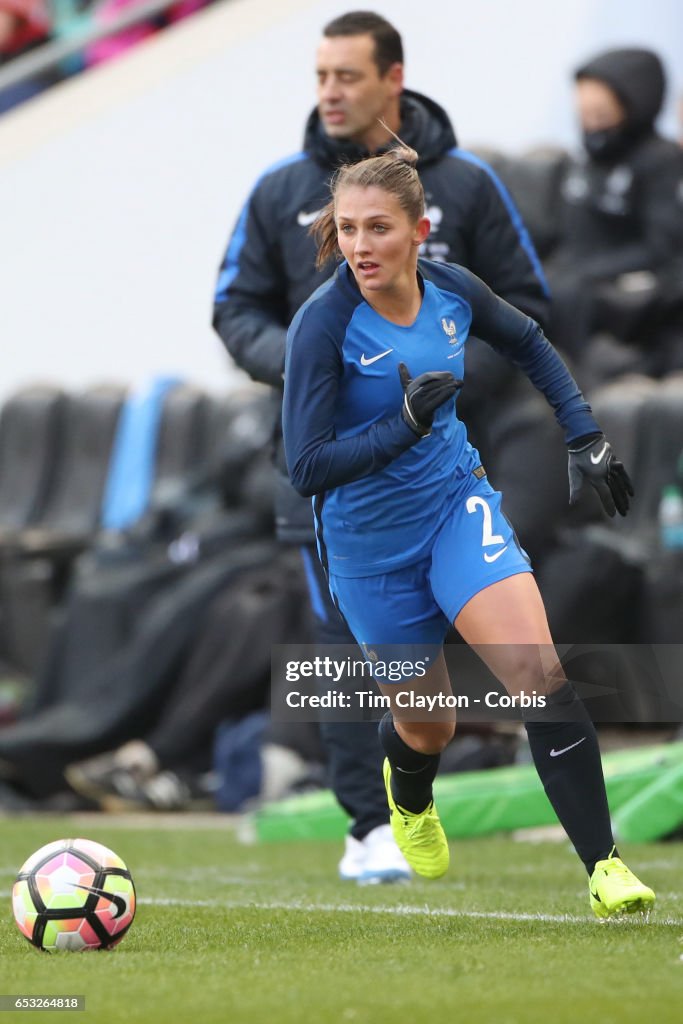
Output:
[213,10,558,883]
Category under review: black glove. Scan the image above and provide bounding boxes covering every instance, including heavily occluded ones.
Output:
[568,433,634,517]
[398,362,462,438]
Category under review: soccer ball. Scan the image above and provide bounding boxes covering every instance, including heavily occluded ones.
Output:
[12,838,136,952]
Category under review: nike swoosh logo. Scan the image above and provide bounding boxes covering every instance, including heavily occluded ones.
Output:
[549,737,587,758]
[360,349,394,366]
[590,442,608,465]
[483,546,508,563]
[73,882,128,919]
[297,209,322,227]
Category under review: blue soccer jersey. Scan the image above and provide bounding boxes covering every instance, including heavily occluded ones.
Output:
[283,258,599,578]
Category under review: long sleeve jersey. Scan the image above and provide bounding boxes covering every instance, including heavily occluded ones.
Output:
[283,259,598,578]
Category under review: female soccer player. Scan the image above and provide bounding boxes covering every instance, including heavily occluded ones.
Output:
[282,145,655,918]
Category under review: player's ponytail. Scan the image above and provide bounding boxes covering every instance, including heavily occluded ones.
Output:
[312,200,338,269]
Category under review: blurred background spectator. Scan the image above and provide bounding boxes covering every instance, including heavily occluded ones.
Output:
[544,47,683,387]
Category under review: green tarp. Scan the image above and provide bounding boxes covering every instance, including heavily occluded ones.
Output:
[256,741,683,843]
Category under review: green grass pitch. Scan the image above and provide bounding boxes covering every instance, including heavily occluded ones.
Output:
[1,816,681,1023]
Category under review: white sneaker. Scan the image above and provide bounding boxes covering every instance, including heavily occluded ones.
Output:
[360,824,412,885]
[338,834,367,881]
[338,824,412,885]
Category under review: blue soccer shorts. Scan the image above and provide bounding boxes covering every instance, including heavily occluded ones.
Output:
[328,476,531,663]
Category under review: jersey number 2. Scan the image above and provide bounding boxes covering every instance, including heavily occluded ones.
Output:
[465,496,505,549]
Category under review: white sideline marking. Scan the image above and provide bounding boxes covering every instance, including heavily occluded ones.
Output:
[140,897,680,925]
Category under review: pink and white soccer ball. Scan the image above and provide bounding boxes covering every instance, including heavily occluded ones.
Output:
[12,838,136,951]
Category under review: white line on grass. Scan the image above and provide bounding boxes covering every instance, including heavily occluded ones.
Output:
[140,897,680,925]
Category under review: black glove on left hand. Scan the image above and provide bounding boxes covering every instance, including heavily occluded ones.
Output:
[398,362,462,438]
[567,433,634,517]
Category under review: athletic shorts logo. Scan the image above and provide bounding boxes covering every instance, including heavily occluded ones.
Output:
[360,348,394,366]
[590,442,609,465]
[74,882,128,918]
[297,209,323,227]
[483,546,508,563]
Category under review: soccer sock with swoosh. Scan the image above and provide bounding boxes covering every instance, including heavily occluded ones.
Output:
[378,712,440,814]
[523,681,617,875]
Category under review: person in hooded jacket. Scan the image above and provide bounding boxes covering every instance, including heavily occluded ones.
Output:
[545,47,683,380]
[212,10,562,884]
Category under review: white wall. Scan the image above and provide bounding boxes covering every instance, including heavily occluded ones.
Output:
[1,0,681,400]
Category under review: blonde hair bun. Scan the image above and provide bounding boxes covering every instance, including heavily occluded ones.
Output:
[386,144,418,167]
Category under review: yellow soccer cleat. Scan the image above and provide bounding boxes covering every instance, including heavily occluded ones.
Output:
[589,850,656,919]
[382,758,449,879]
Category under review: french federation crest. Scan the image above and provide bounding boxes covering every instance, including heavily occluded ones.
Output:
[441,318,458,343]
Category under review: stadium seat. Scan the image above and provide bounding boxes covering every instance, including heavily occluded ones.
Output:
[0,385,126,674]
[16,384,127,556]
[0,558,55,677]
[580,373,683,556]
[584,374,660,555]
[627,373,683,541]
[588,374,659,470]
[465,145,506,170]
[563,374,683,697]
[494,146,569,259]
[539,375,671,718]
[153,384,214,487]
[154,385,275,491]
[133,387,276,553]
[0,385,66,671]
[629,374,683,648]
[0,386,68,545]
[207,388,277,508]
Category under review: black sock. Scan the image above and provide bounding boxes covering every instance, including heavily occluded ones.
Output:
[378,712,440,814]
[524,682,617,876]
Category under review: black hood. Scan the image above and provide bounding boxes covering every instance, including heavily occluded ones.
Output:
[575,48,665,133]
[302,88,457,170]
